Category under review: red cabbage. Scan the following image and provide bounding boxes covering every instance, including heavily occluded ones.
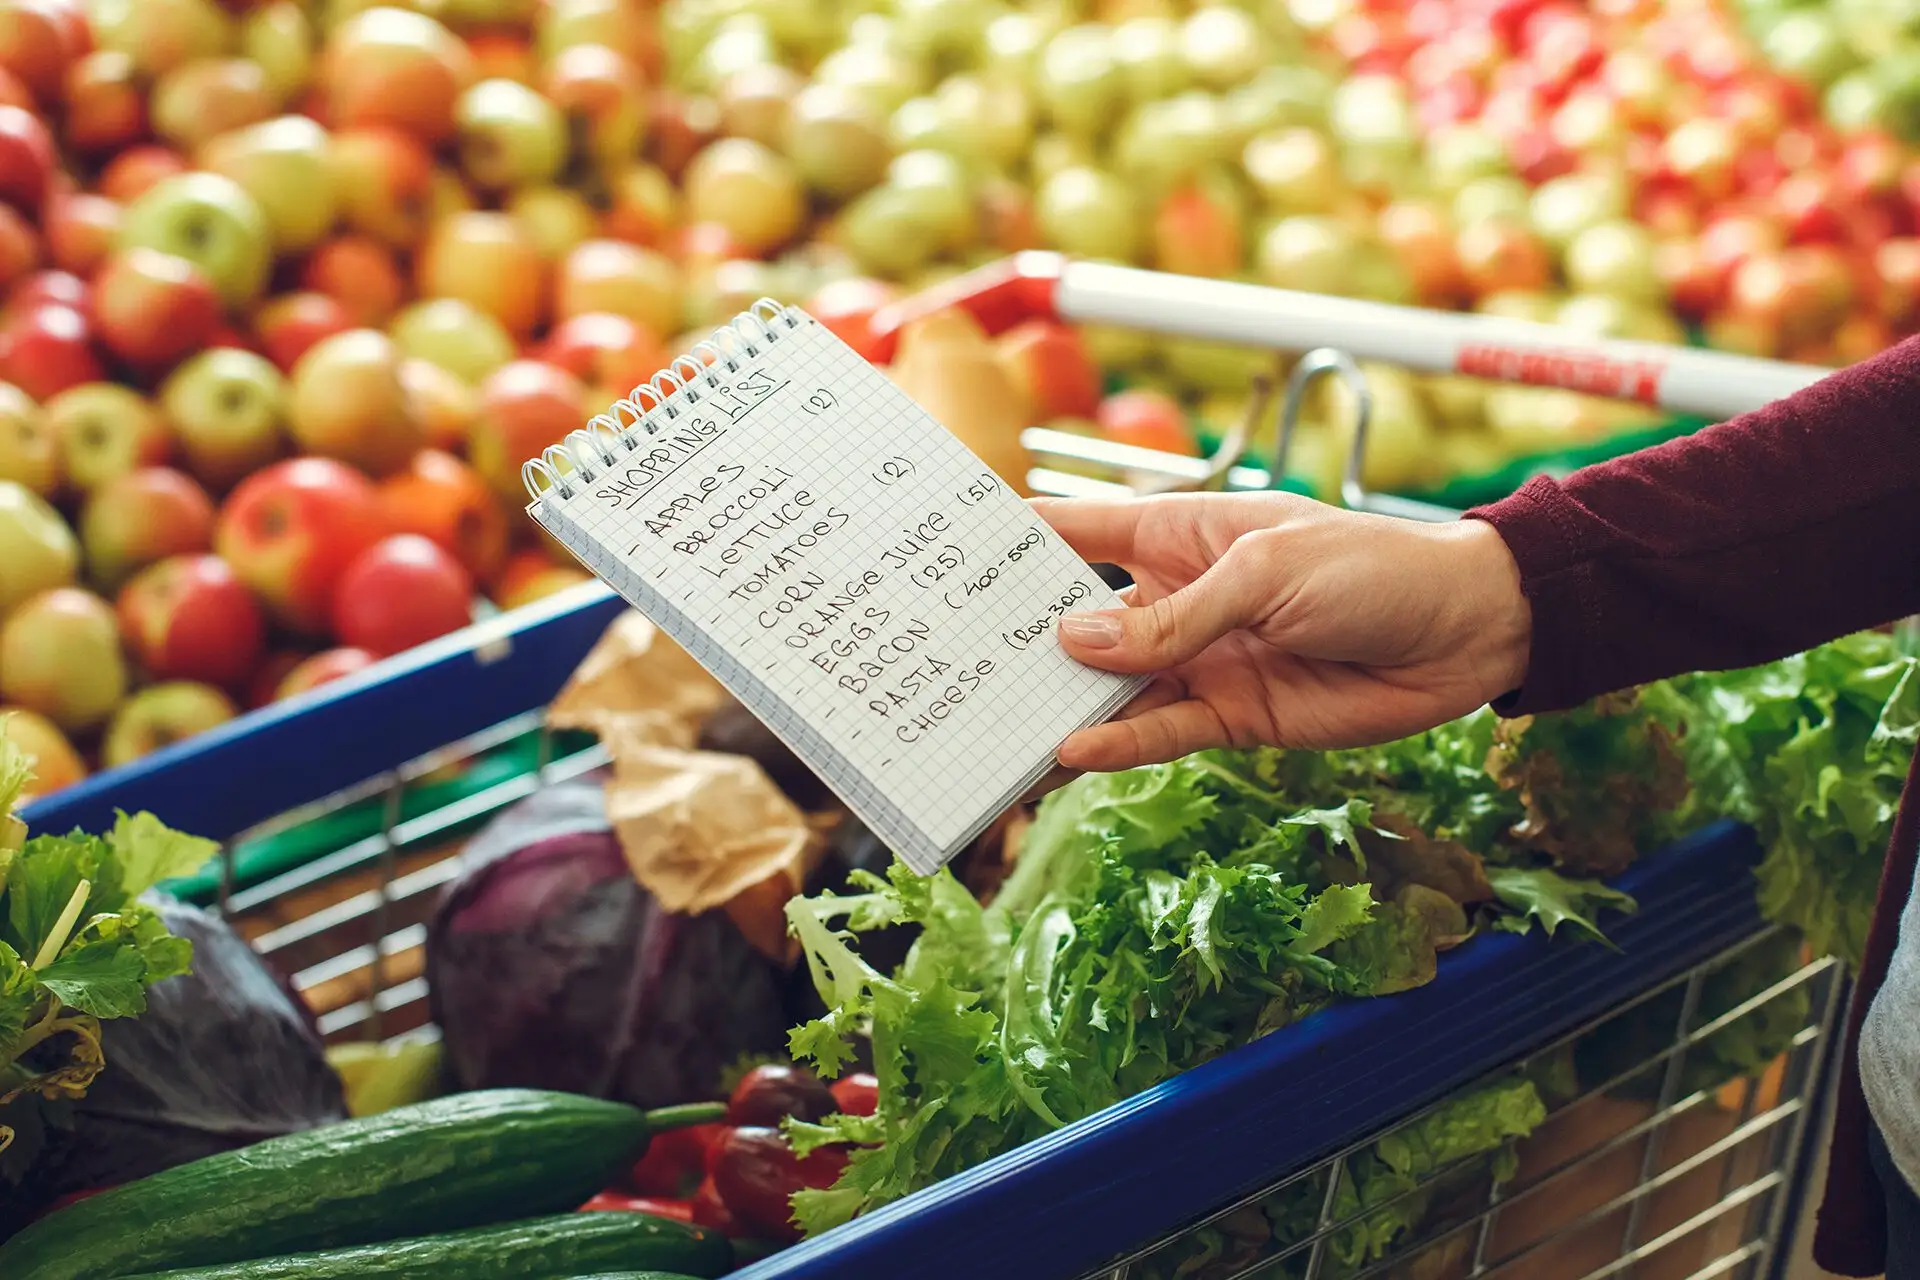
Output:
[2,897,346,1237]
[425,779,794,1110]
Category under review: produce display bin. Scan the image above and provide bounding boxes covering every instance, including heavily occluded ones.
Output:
[19,264,1851,1280]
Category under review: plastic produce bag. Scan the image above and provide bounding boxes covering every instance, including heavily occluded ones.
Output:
[2,898,346,1237]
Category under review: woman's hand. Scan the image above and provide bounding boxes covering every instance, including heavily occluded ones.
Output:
[1035,492,1533,772]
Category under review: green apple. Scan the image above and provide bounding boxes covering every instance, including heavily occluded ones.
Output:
[198,115,337,253]
[0,587,128,732]
[1038,25,1120,139]
[0,480,78,620]
[388,297,516,385]
[506,185,596,263]
[243,0,315,104]
[117,172,273,310]
[783,82,891,199]
[455,77,567,192]
[0,382,56,497]
[101,681,238,768]
[160,348,289,490]
[1037,165,1141,262]
[44,384,173,495]
[150,58,276,153]
[91,0,233,79]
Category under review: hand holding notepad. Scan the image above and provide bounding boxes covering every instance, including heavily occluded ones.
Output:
[524,302,1144,875]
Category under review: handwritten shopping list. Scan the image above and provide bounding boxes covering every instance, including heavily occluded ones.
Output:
[538,314,1141,868]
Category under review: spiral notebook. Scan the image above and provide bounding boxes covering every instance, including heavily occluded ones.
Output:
[522,301,1145,875]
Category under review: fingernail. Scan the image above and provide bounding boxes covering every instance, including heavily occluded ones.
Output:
[1060,612,1122,648]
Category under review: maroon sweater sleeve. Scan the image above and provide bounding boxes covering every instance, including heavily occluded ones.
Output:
[1469,335,1920,714]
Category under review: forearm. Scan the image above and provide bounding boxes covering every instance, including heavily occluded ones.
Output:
[1471,335,1920,714]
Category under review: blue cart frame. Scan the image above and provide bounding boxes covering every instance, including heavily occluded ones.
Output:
[21,582,1845,1280]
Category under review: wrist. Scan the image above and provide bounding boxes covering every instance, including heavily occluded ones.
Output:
[1446,518,1533,701]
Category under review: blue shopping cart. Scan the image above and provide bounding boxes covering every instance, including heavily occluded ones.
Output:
[21,272,1851,1280]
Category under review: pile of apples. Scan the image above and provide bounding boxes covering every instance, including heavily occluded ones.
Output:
[2,0,1919,798]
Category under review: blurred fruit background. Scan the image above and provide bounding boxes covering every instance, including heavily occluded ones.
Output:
[0,0,1907,797]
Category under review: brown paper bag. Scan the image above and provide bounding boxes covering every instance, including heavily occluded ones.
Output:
[549,612,831,962]
[549,611,728,748]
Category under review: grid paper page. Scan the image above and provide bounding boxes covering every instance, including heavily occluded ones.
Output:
[531,310,1144,874]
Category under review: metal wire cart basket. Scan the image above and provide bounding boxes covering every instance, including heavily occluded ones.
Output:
[22,259,1850,1280]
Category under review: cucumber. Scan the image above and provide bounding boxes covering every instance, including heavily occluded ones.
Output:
[0,1090,657,1280]
[114,1214,730,1280]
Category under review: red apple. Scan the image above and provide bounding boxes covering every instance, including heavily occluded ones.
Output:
[117,552,265,686]
[329,532,473,656]
[1838,132,1906,204]
[0,103,54,213]
[320,7,475,146]
[43,192,118,277]
[0,303,103,400]
[374,448,507,582]
[92,247,222,376]
[300,235,405,327]
[97,145,188,202]
[78,464,214,589]
[804,277,896,363]
[247,648,306,707]
[252,290,352,374]
[5,266,84,318]
[273,646,378,701]
[1151,182,1243,279]
[995,320,1102,423]
[1095,389,1197,456]
[467,358,584,498]
[0,199,34,291]
[62,49,145,155]
[1376,199,1466,306]
[1772,170,1846,245]
[1455,218,1551,296]
[1661,117,1740,202]
[0,0,81,104]
[214,456,392,633]
[536,311,666,394]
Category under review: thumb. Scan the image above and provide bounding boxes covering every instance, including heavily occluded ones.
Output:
[1057,567,1253,674]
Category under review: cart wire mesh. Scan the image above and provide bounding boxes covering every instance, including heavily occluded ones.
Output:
[20,273,1852,1280]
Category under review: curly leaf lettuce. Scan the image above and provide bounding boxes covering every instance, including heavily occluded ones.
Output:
[1650,632,1916,969]
[0,792,213,1158]
[786,757,1431,1236]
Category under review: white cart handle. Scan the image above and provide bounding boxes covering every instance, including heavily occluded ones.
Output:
[874,254,1832,422]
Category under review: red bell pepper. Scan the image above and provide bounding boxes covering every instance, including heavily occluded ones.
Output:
[627,1122,726,1197]
[691,1174,745,1236]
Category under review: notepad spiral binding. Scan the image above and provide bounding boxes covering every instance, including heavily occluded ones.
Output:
[519,297,802,503]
